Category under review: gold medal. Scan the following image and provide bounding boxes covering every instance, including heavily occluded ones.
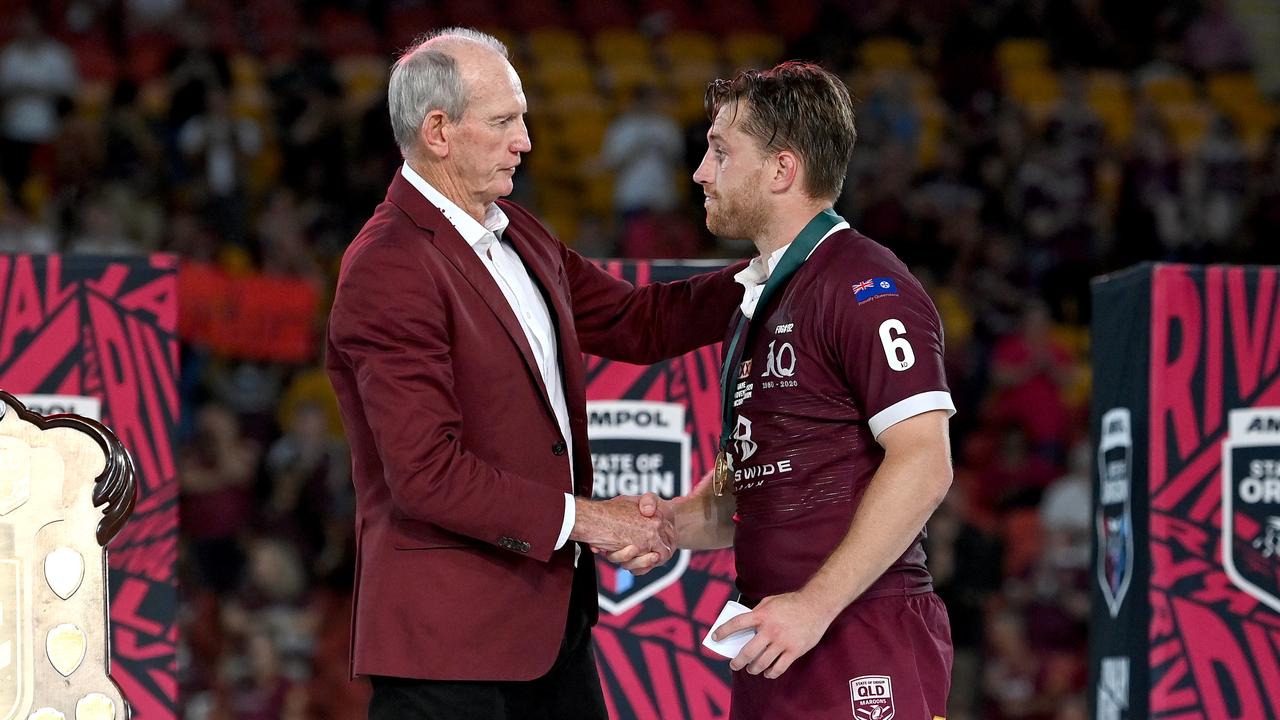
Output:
[713,449,730,496]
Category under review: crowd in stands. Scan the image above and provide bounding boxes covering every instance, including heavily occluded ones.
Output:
[3,0,1278,718]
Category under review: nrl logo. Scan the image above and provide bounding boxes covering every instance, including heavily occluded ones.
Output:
[1096,408,1133,618]
[586,401,691,615]
[1222,408,1280,614]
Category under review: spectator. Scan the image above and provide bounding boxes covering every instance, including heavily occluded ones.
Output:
[0,11,78,204]
[989,300,1077,462]
[596,84,684,245]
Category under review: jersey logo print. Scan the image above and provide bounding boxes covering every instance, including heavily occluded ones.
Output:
[732,416,757,462]
[853,277,899,305]
[761,340,796,378]
[774,323,794,334]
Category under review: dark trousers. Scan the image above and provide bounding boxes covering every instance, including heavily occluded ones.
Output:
[368,560,606,720]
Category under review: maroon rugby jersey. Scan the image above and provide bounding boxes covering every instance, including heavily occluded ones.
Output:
[726,226,954,602]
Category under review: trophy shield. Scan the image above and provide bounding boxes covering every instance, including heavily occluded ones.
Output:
[0,391,136,720]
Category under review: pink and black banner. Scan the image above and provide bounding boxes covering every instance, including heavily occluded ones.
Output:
[0,254,178,719]
[587,260,735,720]
[1091,264,1280,719]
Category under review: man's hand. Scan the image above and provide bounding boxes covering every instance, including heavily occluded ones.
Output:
[572,493,675,564]
[711,591,840,678]
[600,493,674,574]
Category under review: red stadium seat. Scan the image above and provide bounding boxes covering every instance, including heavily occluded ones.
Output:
[509,0,568,32]
[386,5,440,53]
[319,9,381,57]
[639,0,702,32]
[704,0,766,32]
[573,0,636,33]
[124,31,173,82]
[70,35,119,83]
[443,0,502,29]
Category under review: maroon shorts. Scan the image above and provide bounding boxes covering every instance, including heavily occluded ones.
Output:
[730,592,952,720]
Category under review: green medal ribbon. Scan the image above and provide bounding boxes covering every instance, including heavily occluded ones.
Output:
[716,208,844,481]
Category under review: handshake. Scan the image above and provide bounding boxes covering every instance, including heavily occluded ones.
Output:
[570,493,675,575]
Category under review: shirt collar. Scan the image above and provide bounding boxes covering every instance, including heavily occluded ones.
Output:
[400,163,509,247]
[732,220,850,293]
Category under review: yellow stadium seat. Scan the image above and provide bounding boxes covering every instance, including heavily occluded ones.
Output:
[1090,95,1135,145]
[535,60,596,94]
[662,31,718,64]
[601,60,663,99]
[230,53,263,89]
[1141,74,1196,105]
[1086,69,1130,105]
[541,91,610,121]
[540,208,580,244]
[594,30,652,65]
[335,55,389,111]
[996,38,1050,71]
[1206,72,1259,109]
[1006,67,1061,105]
[1157,101,1211,154]
[528,28,587,62]
[859,37,914,69]
[724,32,783,67]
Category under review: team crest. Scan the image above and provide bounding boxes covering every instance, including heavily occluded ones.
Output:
[1221,408,1280,614]
[849,675,894,719]
[1096,408,1133,618]
[586,401,692,614]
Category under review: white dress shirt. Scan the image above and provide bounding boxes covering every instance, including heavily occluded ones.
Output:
[401,164,578,551]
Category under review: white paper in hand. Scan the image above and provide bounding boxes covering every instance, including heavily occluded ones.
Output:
[702,600,756,659]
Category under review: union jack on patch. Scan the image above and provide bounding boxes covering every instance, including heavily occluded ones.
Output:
[853,277,898,304]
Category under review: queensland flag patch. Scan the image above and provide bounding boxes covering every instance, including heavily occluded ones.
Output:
[852,277,898,304]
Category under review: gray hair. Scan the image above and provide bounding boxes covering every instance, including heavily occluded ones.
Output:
[387,27,510,157]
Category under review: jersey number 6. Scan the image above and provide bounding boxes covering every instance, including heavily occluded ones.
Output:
[878,319,916,371]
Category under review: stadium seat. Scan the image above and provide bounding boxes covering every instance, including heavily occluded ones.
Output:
[593,29,654,65]
[335,56,389,112]
[509,0,568,32]
[1156,101,1212,154]
[534,61,596,96]
[859,38,915,70]
[573,0,636,33]
[639,0,702,32]
[385,5,440,52]
[704,0,766,32]
[1140,74,1196,105]
[319,9,381,57]
[996,38,1050,72]
[724,31,784,68]
[661,31,719,65]
[528,29,588,64]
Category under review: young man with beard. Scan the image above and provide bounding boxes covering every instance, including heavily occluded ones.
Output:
[615,62,956,719]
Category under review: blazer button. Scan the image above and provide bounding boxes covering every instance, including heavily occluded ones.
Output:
[552,441,567,456]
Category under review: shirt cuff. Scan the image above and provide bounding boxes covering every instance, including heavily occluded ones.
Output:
[868,391,956,440]
[554,493,575,550]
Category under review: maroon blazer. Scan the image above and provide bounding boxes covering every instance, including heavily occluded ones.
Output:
[326,172,743,681]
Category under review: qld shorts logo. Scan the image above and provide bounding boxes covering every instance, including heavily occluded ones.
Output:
[1222,408,1280,614]
[587,401,691,614]
[849,675,894,719]
[1096,408,1133,618]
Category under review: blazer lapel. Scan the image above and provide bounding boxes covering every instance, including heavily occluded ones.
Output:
[387,174,554,411]
[503,219,593,495]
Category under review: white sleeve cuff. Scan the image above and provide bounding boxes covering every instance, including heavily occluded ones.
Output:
[868,391,956,440]
[554,493,575,550]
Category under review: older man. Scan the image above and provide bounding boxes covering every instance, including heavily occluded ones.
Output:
[325,28,743,719]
